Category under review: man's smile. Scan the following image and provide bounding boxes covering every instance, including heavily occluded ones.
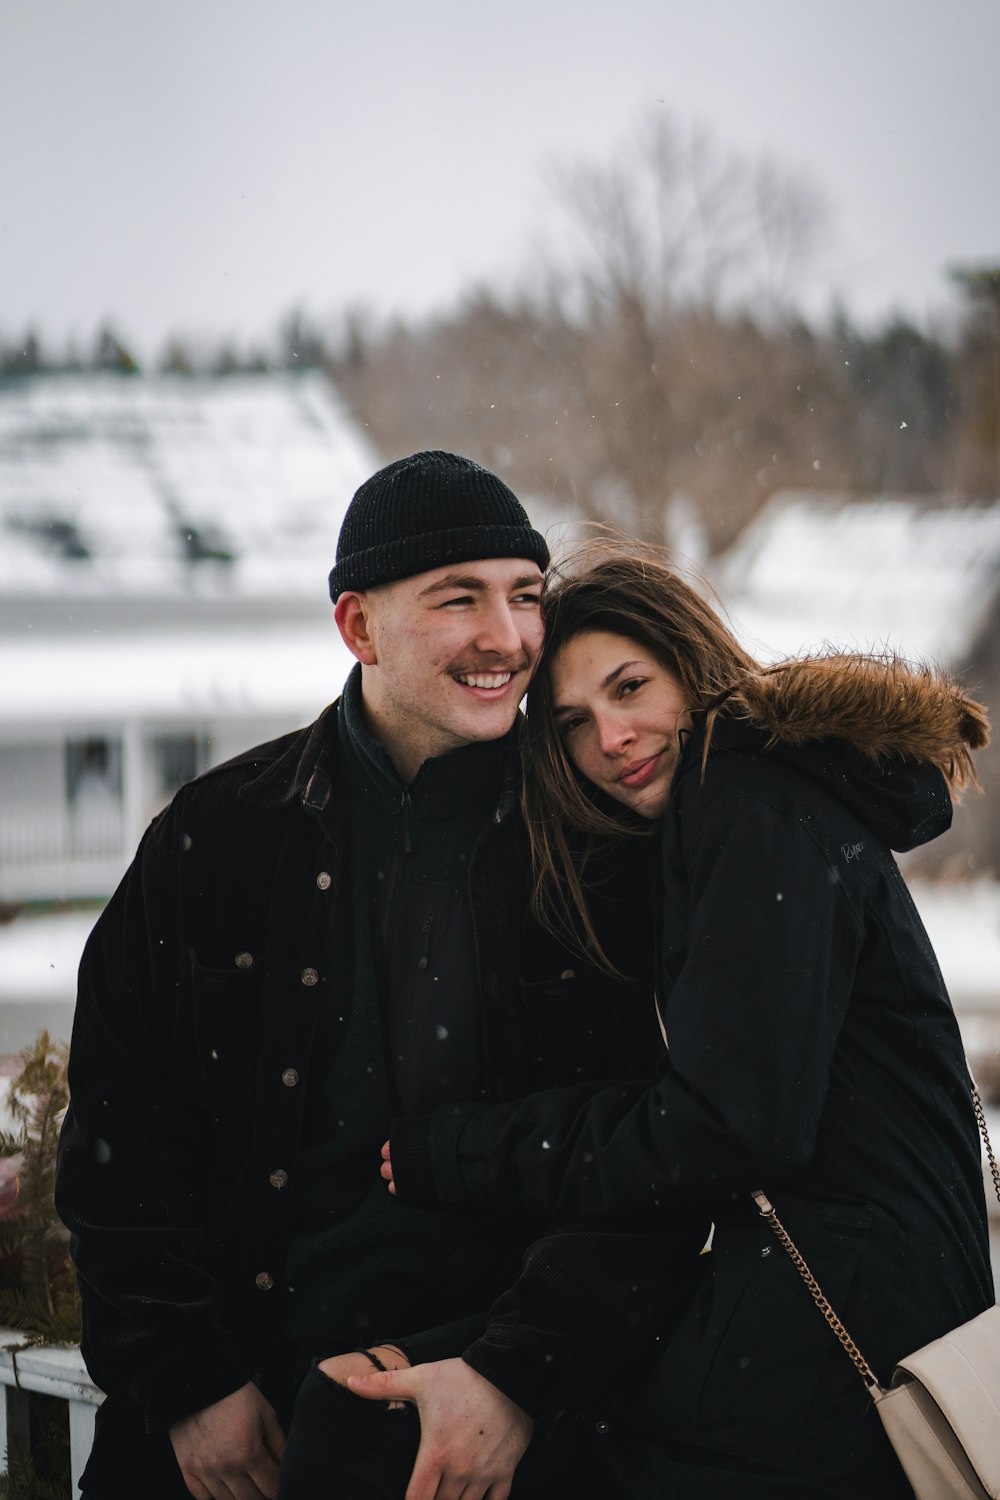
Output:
[454,670,514,691]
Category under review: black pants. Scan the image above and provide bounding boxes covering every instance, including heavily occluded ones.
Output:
[278,1365,623,1500]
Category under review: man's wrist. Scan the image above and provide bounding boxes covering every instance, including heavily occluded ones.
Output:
[141,1349,253,1433]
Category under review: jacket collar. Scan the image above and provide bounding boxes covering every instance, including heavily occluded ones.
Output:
[238,690,524,824]
[239,702,340,813]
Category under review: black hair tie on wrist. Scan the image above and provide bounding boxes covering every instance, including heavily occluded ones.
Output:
[359,1348,389,1373]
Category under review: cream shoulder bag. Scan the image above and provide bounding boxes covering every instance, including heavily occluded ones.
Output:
[752,1079,1000,1500]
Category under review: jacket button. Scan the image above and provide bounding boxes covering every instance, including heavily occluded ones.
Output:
[594,1420,609,1434]
[234,952,254,970]
[300,967,319,987]
[281,1068,299,1087]
[269,1169,288,1189]
[316,871,332,891]
[255,1271,274,1291]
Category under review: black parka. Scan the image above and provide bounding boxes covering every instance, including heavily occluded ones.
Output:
[55,702,680,1488]
[391,661,995,1489]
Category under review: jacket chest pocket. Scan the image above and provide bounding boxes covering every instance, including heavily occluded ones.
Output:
[176,954,263,1116]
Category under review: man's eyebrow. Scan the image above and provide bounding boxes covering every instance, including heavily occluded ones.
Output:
[417,572,543,598]
[552,661,645,716]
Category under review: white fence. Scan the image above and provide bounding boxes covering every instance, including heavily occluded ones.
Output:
[0,809,126,867]
[0,1331,102,1491]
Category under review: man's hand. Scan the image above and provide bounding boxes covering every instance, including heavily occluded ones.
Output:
[169,1381,285,1500]
[379,1138,396,1194]
[348,1356,534,1500]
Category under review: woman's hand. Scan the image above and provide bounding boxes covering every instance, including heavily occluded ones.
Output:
[318,1346,410,1407]
[380,1138,396,1195]
[347,1356,534,1500]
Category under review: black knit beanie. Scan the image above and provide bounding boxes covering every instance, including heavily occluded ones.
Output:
[328,450,549,599]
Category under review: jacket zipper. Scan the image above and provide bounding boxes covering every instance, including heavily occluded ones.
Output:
[379,788,412,953]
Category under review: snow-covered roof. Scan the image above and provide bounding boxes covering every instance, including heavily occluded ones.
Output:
[0,372,380,605]
[714,492,1000,666]
[0,376,579,723]
[0,624,355,726]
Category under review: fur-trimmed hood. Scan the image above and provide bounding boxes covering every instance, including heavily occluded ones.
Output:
[698,655,990,853]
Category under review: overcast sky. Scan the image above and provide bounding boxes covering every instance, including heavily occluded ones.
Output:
[2,0,997,361]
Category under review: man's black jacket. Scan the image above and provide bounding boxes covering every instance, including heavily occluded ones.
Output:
[55,703,674,1458]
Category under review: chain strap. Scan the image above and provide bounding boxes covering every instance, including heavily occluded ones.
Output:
[751,1190,882,1395]
[751,1081,999,1400]
[971,1083,1000,1208]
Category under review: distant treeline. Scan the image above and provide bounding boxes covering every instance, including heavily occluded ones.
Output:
[323,271,1000,553]
[4,113,998,554]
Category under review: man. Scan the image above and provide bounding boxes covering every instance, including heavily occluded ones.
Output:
[56,452,674,1499]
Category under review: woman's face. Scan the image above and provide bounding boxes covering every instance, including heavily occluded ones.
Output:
[549,629,691,820]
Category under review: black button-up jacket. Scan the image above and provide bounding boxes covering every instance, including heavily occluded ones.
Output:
[56,703,667,1446]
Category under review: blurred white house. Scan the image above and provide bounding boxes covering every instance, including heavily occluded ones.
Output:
[0,372,375,907]
[713,489,1000,879]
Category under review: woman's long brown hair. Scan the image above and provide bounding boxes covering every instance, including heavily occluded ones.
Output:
[524,538,989,971]
[523,540,758,968]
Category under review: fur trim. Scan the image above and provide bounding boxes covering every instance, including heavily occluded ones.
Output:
[714,655,990,794]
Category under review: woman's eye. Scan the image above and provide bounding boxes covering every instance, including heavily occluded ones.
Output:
[620,678,646,697]
[559,715,586,737]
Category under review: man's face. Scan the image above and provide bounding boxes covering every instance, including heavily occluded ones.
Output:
[344,557,545,779]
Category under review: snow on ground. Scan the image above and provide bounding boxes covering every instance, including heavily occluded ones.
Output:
[0,909,93,1057]
[0,910,95,1007]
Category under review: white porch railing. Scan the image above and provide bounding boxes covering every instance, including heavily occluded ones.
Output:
[0,808,126,867]
[0,1331,103,1491]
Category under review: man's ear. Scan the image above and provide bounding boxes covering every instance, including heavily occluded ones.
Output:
[334,592,378,665]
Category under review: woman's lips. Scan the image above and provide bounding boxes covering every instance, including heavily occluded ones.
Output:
[618,752,663,789]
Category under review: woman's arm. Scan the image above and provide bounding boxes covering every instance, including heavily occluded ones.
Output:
[390,787,864,1222]
[460,1217,710,1424]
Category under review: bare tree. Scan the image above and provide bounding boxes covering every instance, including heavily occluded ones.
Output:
[553,112,825,319]
[546,112,828,546]
[951,266,1000,497]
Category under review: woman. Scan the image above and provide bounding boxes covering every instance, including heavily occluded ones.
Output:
[376,543,995,1498]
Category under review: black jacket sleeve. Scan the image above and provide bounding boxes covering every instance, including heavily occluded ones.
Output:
[386,1210,708,1431]
[55,802,252,1431]
[462,1214,710,1431]
[391,781,864,1222]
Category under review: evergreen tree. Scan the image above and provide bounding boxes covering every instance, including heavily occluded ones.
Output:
[92,324,139,374]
